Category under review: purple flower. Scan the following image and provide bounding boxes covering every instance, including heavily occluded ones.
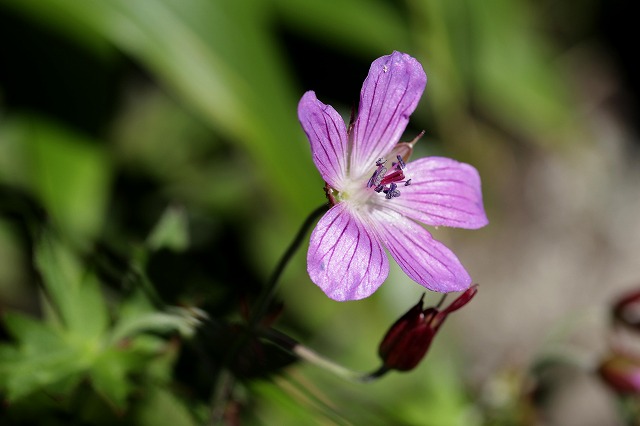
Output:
[298,51,488,301]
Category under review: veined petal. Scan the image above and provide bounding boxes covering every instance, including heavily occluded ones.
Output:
[298,91,349,189]
[351,51,427,178]
[385,157,488,229]
[307,203,389,301]
[368,208,472,293]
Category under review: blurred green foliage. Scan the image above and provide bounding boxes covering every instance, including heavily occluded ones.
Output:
[0,0,615,424]
[0,228,202,423]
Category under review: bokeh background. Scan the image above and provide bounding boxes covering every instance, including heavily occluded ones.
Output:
[1,0,639,425]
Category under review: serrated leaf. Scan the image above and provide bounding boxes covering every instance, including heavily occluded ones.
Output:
[2,311,66,354]
[35,232,109,340]
[89,349,134,411]
[0,312,88,401]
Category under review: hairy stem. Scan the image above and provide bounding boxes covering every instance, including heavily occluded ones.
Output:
[263,328,389,383]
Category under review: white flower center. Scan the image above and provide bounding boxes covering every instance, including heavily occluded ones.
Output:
[328,155,412,208]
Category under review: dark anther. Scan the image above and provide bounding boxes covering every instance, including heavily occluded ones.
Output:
[385,183,399,199]
[368,166,387,188]
[375,167,387,186]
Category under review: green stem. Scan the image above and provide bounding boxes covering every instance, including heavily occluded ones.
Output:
[250,203,390,383]
[618,395,640,426]
[248,203,328,328]
[209,204,329,423]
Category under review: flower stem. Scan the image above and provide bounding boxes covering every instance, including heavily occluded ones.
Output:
[250,203,390,383]
[248,203,328,328]
[208,204,330,422]
[262,328,389,383]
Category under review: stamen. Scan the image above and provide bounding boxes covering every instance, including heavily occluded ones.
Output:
[375,167,387,186]
[384,183,400,199]
[367,166,387,188]
[366,157,410,199]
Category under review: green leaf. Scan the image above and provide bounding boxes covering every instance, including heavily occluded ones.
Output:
[1,0,320,217]
[0,115,112,241]
[133,386,198,426]
[146,205,190,252]
[110,308,205,344]
[89,349,134,411]
[34,232,109,340]
[465,0,574,142]
[0,312,88,401]
[272,0,409,55]
[2,311,65,353]
[110,287,206,345]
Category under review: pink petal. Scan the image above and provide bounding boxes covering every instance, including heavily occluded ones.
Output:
[298,91,349,189]
[385,157,489,229]
[368,207,472,293]
[350,51,427,178]
[307,203,389,301]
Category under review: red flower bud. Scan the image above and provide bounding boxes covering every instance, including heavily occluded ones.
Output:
[378,285,478,371]
[598,353,640,394]
[612,287,640,332]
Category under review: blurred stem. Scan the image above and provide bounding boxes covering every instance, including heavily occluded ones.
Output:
[248,203,328,328]
[263,328,389,383]
[618,396,640,426]
[209,369,236,426]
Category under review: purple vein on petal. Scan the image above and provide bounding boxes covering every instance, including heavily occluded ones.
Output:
[312,107,345,185]
[368,208,471,293]
[351,52,425,176]
[307,204,388,301]
[357,72,411,168]
[387,158,487,229]
[298,91,348,189]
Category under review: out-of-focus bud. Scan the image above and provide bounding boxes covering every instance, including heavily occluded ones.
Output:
[597,353,640,394]
[378,285,478,371]
[612,288,640,332]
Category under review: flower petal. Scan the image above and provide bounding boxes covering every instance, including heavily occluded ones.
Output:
[385,157,488,229]
[298,91,349,189]
[350,51,427,178]
[368,207,472,293]
[307,203,389,301]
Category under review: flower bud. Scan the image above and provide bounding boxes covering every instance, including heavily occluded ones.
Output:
[612,287,640,332]
[597,353,640,394]
[378,285,478,371]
